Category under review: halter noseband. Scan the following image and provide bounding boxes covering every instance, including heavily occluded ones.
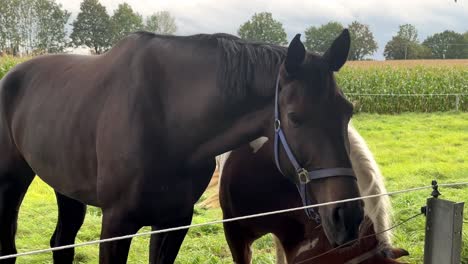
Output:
[273,71,356,223]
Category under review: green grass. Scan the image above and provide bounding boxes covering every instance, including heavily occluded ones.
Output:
[11,113,468,263]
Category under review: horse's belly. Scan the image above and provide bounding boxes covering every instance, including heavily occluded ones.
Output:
[15,124,99,205]
[25,152,99,205]
[10,98,100,204]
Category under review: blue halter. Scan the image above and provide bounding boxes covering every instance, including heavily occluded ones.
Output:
[272,71,356,223]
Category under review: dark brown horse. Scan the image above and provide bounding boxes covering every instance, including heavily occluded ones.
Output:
[216,127,409,263]
[0,30,363,263]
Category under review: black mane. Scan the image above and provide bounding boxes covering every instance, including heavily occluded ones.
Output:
[129,31,287,101]
[216,37,287,100]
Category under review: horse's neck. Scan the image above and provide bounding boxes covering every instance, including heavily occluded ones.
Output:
[187,98,274,166]
[188,41,284,164]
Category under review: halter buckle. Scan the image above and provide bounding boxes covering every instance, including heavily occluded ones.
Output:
[274,119,281,132]
[297,168,310,184]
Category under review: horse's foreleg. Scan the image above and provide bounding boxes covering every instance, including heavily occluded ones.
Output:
[148,209,193,264]
[50,191,86,264]
[99,209,141,264]
[148,161,215,263]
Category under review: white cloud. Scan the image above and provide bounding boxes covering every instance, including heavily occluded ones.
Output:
[57,0,468,59]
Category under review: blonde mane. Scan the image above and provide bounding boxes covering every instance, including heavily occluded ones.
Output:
[199,125,393,252]
[347,125,393,245]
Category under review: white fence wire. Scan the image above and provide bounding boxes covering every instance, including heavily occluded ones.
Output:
[343,93,467,111]
[0,181,467,261]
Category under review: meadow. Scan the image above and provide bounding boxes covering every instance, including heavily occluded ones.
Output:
[10,113,468,263]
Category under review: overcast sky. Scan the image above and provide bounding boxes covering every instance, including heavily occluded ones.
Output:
[56,0,468,60]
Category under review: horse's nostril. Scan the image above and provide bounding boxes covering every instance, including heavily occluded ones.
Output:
[333,206,343,224]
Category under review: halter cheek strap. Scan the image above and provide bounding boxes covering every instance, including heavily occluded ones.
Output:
[272,71,356,223]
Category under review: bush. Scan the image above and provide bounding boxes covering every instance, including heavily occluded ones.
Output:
[0,56,31,79]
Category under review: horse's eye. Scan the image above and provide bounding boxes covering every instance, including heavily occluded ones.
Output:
[287,112,302,127]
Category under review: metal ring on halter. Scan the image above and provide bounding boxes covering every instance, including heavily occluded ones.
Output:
[274,119,281,131]
[297,168,310,184]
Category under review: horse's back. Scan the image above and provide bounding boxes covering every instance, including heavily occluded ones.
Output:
[0,32,222,205]
[0,54,113,203]
[0,42,152,201]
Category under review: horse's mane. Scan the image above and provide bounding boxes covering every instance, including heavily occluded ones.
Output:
[216,38,287,101]
[199,126,393,246]
[127,31,287,103]
[123,32,345,105]
[347,125,393,246]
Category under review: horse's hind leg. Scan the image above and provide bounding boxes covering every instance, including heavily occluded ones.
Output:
[50,191,86,264]
[0,159,34,264]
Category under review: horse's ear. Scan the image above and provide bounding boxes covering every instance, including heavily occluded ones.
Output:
[322,29,350,72]
[285,34,305,76]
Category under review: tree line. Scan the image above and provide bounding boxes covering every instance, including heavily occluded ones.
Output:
[0,0,177,55]
[239,13,468,60]
[1,0,467,59]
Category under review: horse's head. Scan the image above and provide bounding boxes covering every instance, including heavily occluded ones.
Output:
[271,29,363,246]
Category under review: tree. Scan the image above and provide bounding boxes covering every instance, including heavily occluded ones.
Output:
[0,0,36,55]
[17,0,36,53]
[110,3,144,44]
[462,31,468,57]
[0,0,70,55]
[422,30,466,59]
[304,21,344,54]
[413,44,433,59]
[397,24,418,43]
[237,12,287,45]
[0,2,7,52]
[384,38,419,59]
[0,0,22,55]
[347,21,378,60]
[384,24,427,60]
[145,11,177,35]
[70,0,112,54]
[34,0,71,53]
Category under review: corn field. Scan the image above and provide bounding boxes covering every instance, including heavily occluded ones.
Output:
[337,60,468,113]
[1,56,467,113]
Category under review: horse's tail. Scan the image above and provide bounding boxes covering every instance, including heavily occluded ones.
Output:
[348,124,393,246]
[198,152,231,209]
[273,235,288,264]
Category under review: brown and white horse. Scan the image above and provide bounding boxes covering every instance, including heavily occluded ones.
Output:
[201,125,409,263]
